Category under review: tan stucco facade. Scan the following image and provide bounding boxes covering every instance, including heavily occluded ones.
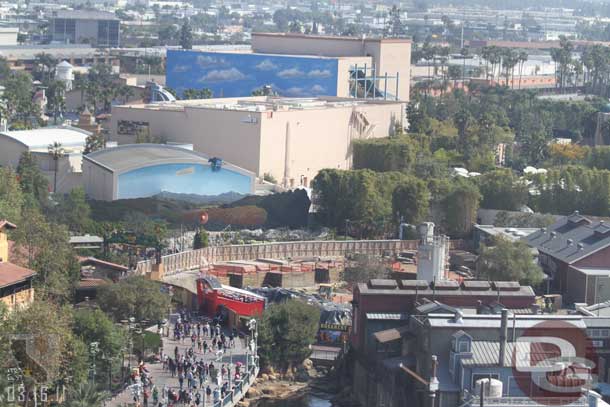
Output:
[1,288,35,311]
[110,97,404,186]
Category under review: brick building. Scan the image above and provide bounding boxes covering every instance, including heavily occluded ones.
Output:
[524,211,610,304]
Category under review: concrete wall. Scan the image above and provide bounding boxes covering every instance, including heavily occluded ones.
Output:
[366,41,411,101]
[83,157,115,200]
[110,105,264,175]
[259,101,402,183]
[0,137,27,168]
[110,99,402,182]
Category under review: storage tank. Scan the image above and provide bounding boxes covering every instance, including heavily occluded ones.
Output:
[474,378,503,398]
[55,60,74,91]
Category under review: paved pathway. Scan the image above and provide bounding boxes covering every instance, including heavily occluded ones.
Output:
[107,325,251,407]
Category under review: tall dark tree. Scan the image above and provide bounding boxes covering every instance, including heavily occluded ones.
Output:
[180,18,193,50]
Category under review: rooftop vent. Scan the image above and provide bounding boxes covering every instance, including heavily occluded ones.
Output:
[492,281,521,291]
[567,239,574,246]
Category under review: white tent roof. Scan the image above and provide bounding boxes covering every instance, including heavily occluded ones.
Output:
[0,126,90,150]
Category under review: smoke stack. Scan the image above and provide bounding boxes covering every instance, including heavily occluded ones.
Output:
[499,309,508,367]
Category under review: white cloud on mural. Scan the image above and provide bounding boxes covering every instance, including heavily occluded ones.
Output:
[200,68,246,82]
[277,68,304,78]
[285,87,307,96]
[172,64,191,73]
[197,55,225,67]
[255,59,278,71]
[307,69,332,78]
[310,85,326,93]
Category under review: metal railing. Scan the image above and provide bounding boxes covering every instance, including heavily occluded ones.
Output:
[212,358,259,407]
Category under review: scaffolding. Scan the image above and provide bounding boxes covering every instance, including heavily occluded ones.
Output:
[349,63,401,101]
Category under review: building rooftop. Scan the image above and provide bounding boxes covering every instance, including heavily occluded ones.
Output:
[0,126,89,151]
[0,262,36,288]
[251,32,412,44]
[524,211,610,264]
[84,143,253,176]
[462,340,556,368]
[357,279,536,297]
[475,224,539,241]
[425,314,587,329]
[51,10,119,21]
[116,96,402,114]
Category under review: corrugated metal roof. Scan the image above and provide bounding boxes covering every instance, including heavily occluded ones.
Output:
[366,312,410,320]
[524,212,610,264]
[0,126,89,149]
[462,341,556,368]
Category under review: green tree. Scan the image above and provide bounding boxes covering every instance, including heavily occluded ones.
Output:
[14,206,80,302]
[391,177,430,224]
[97,277,171,322]
[48,141,65,193]
[193,227,209,249]
[73,308,126,358]
[443,179,481,237]
[84,133,106,154]
[258,300,320,371]
[46,80,66,124]
[54,187,92,233]
[16,151,49,207]
[180,18,193,50]
[3,71,39,128]
[65,383,108,407]
[477,169,528,211]
[0,167,23,223]
[477,237,544,286]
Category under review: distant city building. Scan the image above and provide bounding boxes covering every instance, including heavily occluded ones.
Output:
[50,10,120,47]
[0,28,19,46]
[166,33,411,101]
[82,144,255,201]
[110,96,403,185]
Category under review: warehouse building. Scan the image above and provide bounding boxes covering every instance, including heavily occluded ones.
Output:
[166,32,411,101]
[0,126,89,193]
[82,144,255,201]
[109,96,404,186]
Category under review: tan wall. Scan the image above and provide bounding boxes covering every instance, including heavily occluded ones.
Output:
[83,158,115,200]
[110,99,401,182]
[258,102,402,184]
[252,33,366,57]
[110,105,264,175]
[337,57,373,97]
[0,137,27,168]
[0,288,35,312]
[0,231,8,262]
[365,41,411,101]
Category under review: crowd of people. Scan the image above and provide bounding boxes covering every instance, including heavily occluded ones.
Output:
[129,312,247,407]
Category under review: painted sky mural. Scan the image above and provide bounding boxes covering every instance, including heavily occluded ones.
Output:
[166,50,339,98]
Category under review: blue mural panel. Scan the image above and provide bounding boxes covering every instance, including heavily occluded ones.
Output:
[117,163,252,199]
[166,50,339,98]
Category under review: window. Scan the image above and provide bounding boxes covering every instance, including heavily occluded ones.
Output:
[459,340,470,353]
[602,329,610,337]
[592,340,604,348]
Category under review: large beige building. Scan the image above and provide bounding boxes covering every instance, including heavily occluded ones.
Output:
[110,96,404,187]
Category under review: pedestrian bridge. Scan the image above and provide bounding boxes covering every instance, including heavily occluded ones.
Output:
[135,239,428,282]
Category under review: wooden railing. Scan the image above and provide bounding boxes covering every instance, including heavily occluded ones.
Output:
[135,239,466,278]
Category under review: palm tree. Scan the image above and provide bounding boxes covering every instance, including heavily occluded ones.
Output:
[517,51,528,90]
[47,141,64,193]
[65,383,108,407]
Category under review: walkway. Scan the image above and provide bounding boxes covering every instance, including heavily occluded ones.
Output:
[107,324,257,407]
